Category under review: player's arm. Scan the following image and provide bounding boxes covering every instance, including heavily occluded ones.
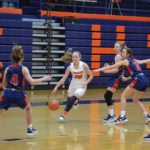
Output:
[2,67,8,90]
[52,66,70,94]
[121,75,132,81]
[93,59,129,73]
[23,67,51,85]
[104,55,122,74]
[83,63,93,88]
[133,59,150,65]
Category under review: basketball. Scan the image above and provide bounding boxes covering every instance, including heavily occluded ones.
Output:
[0,63,3,69]
[0,83,2,89]
[48,99,59,111]
[0,73,2,79]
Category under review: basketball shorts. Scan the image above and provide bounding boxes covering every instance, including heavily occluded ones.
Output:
[0,90,29,110]
[129,74,149,92]
[68,81,86,97]
[107,75,122,89]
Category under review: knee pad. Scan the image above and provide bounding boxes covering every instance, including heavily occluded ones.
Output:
[104,90,113,106]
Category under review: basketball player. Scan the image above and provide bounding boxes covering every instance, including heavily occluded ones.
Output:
[133,58,150,140]
[94,47,150,124]
[0,45,51,135]
[52,50,93,121]
[102,42,126,123]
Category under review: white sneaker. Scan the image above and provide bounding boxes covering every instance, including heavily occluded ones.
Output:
[59,114,65,121]
[73,100,79,110]
[145,114,150,124]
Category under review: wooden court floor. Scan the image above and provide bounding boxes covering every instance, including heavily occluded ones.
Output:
[0,88,150,150]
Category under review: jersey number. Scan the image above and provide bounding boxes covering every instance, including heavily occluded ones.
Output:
[10,74,18,86]
[74,75,82,79]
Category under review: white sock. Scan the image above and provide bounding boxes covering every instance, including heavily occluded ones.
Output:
[28,124,32,130]
[108,109,114,116]
[143,111,148,117]
[121,111,125,117]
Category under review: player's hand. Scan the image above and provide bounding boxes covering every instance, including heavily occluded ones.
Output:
[81,82,87,89]
[43,75,52,81]
[121,75,127,81]
[93,69,99,73]
[104,63,109,67]
[133,59,142,66]
[52,87,57,95]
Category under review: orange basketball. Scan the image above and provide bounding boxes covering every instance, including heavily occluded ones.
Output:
[0,63,3,69]
[48,99,59,111]
[0,83,2,89]
[0,73,2,79]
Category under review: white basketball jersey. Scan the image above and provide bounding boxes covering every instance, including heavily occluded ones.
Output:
[70,61,87,83]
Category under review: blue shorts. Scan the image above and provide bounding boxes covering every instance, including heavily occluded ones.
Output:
[129,74,149,92]
[107,75,122,89]
[0,90,29,110]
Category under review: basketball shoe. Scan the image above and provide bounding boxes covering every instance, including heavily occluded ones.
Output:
[59,114,65,121]
[145,114,150,124]
[114,115,128,124]
[27,128,37,136]
[103,114,116,122]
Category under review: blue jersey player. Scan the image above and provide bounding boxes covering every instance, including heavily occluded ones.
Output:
[134,58,150,140]
[94,47,150,125]
[0,45,51,135]
[102,42,126,123]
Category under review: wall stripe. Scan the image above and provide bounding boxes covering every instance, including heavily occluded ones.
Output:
[0,8,22,14]
[116,26,125,32]
[91,25,101,31]
[147,63,150,69]
[92,33,101,39]
[41,11,150,22]
[91,62,100,69]
[92,71,100,77]
[147,42,150,48]
[91,55,100,61]
[0,28,3,36]
[117,33,125,40]
[92,48,115,54]
[92,40,101,46]
[147,34,150,41]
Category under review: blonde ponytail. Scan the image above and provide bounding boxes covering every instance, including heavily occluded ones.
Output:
[61,48,82,63]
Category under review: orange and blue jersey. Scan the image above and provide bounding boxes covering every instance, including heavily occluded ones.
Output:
[6,65,25,90]
[124,58,148,92]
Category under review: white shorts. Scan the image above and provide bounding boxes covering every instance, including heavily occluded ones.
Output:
[68,82,86,97]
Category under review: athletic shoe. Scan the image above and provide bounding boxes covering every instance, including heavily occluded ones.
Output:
[73,100,79,110]
[27,128,37,136]
[59,114,65,121]
[145,114,150,124]
[114,115,128,124]
[103,114,116,123]
[143,134,150,140]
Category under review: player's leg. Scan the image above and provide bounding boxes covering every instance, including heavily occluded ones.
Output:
[103,87,116,122]
[132,91,150,124]
[59,88,85,121]
[25,102,37,135]
[114,86,135,124]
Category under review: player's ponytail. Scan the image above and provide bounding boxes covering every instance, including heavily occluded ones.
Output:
[124,47,135,59]
[11,44,24,64]
[61,48,82,63]
[115,42,127,51]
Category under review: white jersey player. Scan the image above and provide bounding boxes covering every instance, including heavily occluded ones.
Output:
[52,50,93,121]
